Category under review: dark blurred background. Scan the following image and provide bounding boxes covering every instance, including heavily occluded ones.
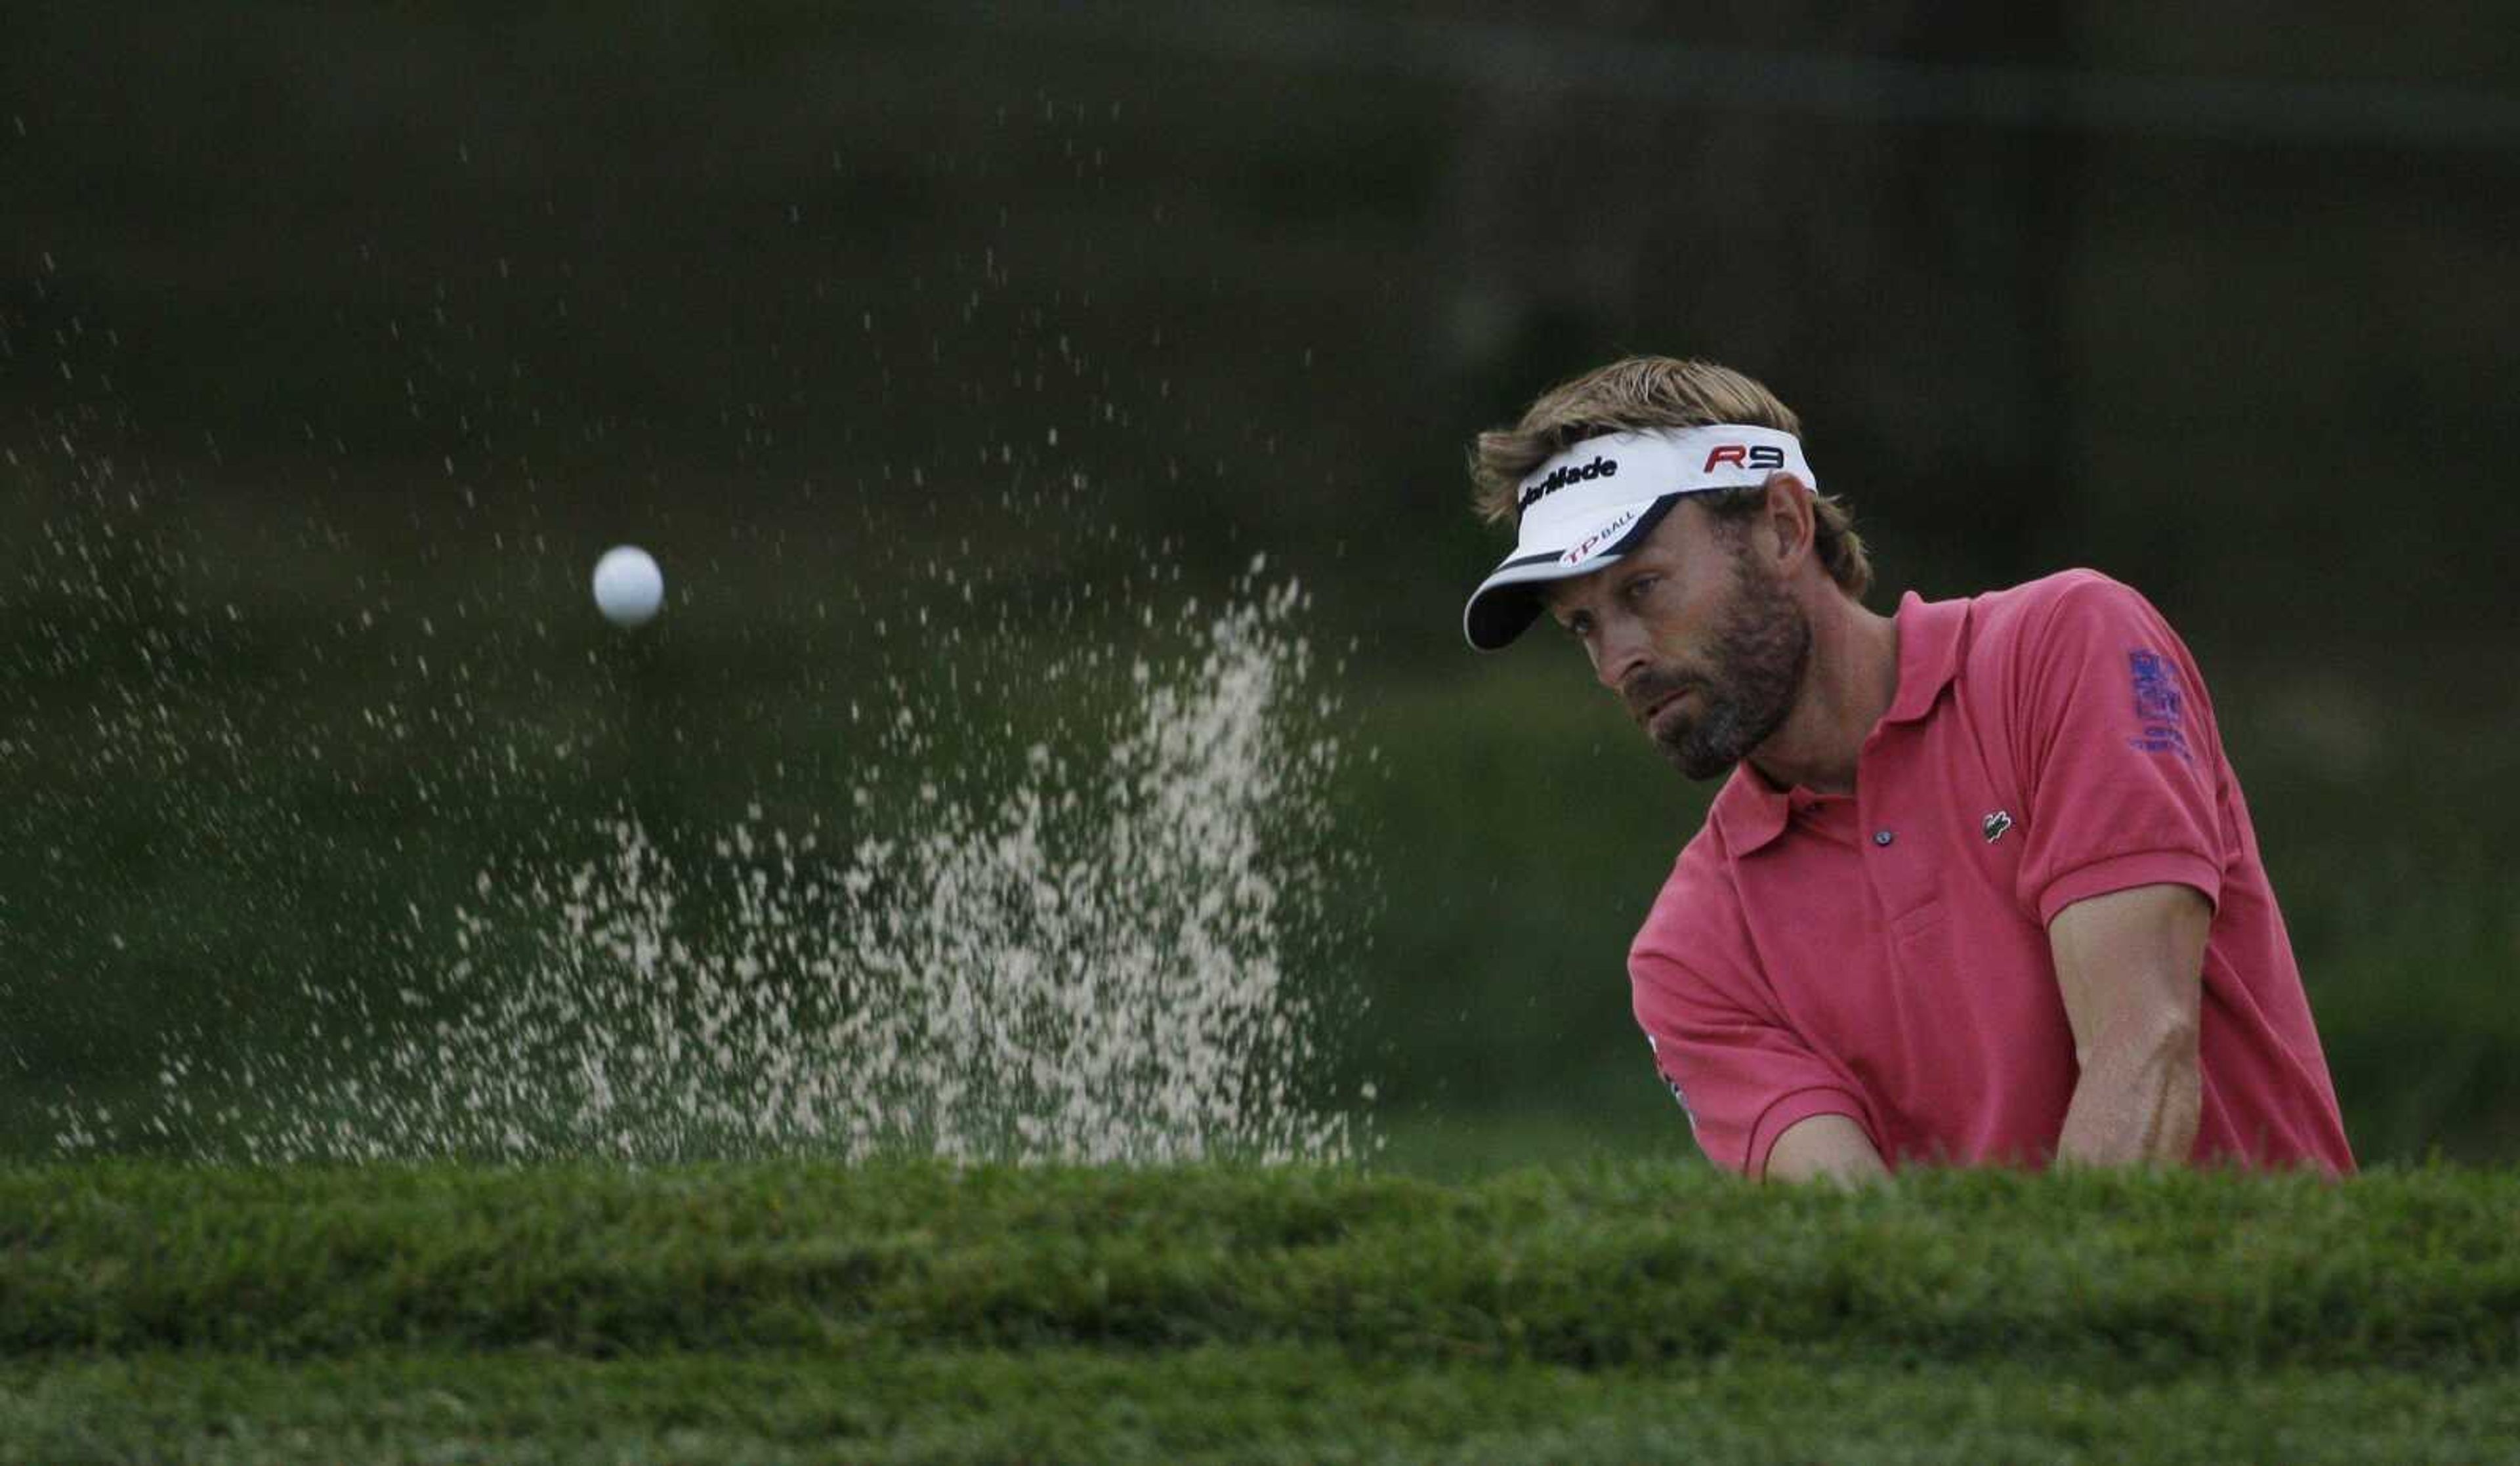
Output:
[6,2,2517,1168]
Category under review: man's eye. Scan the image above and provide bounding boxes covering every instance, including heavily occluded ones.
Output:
[1564,615,1592,638]
[1622,576,1658,603]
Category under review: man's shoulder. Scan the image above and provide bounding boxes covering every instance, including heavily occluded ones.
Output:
[1966,567,2155,637]
[1948,568,2176,680]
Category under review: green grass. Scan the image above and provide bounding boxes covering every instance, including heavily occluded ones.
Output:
[5,1160,2518,1463]
[14,1348,2519,1465]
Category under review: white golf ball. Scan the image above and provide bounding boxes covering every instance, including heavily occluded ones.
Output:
[591,545,664,627]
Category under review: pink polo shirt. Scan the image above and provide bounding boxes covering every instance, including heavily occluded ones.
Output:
[1630,570,2354,1177]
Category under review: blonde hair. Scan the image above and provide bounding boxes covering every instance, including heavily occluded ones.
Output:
[1468,356,1872,600]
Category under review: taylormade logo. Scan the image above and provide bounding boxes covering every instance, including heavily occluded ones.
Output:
[1517,455,1617,511]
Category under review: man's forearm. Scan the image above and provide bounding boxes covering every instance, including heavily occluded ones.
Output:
[1765,1112,1889,1185]
[2053,1013,2200,1166]
[2046,885,2211,1168]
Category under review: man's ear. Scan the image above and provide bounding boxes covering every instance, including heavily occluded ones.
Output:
[1762,472,1816,571]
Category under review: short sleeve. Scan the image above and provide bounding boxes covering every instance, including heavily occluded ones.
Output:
[2007,574,2229,924]
[1631,946,1876,1177]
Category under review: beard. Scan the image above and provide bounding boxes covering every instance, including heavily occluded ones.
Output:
[1624,549,1812,782]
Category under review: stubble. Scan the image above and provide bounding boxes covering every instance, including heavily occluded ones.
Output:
[1631,548,1812,781]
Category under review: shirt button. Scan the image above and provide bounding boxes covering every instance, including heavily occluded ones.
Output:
[1872,829,1895,847]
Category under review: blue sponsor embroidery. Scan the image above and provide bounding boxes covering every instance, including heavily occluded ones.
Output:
[2126,649,2193,761]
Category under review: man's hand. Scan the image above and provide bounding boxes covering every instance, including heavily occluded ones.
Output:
[2048,883,2210,1166]
[1765,1113,1889,1184]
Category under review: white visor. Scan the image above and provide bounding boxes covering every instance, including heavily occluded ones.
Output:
[1461,425,1817,651]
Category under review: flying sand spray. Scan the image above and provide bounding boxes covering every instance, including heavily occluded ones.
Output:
[43,520,1367,1164]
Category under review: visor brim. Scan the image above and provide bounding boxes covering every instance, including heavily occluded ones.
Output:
[1460,494,1679,652]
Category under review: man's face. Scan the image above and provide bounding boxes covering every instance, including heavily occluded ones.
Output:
[1543,503,1811,781]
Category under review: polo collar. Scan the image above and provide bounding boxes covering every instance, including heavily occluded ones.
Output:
[1709,761,1794,856]
[1709,589,1969,857]
[1879,589,1967,726]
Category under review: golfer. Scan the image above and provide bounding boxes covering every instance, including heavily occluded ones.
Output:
[1463,356,2354,1182]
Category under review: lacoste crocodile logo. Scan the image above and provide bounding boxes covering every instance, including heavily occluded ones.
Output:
[1983,810,2013,843]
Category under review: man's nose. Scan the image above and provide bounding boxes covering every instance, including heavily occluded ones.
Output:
[1593,618,1650,693]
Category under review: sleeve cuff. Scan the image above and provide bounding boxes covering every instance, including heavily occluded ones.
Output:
[1746,1085,1874,1178]
[2035,849,2223,925]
